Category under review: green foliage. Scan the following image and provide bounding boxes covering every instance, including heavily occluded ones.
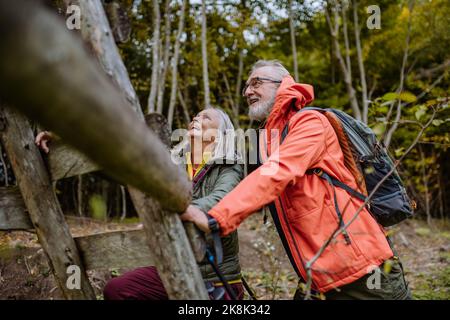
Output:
[412,266,450,300]
[89,194,107,220]
[414,227,431,237]
[98,0,450,220]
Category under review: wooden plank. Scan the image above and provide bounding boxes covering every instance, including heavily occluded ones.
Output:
[0,186,33,230]
[0,0,191,213]
[0,105,96,300]
[48,140,99,181]
[74,229,153,270]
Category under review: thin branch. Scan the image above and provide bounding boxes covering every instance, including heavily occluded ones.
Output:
[353,0,369,124]
[325,0,361,120]
[384,0,415,148]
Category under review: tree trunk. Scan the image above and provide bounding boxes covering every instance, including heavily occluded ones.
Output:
[0,1,191,212]
[233,49,244,127]
[168,0,187,128]
[384,0,415,149]
[1,0,207,299]
[63,0,143,119]
[178,88,191,126]
[201,0,211,108]
[0,105,95,300]
[147,0,161,113]
[325,0,361,120]
[288,0,299,82]
[353,0,369,124]
[418,145,432,226]
[120,185,127,221]
[156,0,172,114]
[77,175,83,217]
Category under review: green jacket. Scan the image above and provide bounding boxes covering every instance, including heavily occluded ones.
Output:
[190,161,243,282]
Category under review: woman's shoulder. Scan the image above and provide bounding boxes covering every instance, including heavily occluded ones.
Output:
[211,162,244,176]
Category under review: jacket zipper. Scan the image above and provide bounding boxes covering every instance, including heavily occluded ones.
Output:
[268,196,311,286]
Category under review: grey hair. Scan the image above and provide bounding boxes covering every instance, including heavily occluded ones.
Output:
[171,107,241,165]
[250,59,290,81]
[209,107,240,163]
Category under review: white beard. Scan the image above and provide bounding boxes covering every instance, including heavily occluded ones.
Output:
[248,94,276,121]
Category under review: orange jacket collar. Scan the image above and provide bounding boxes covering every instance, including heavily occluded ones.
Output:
[266,76,315,131]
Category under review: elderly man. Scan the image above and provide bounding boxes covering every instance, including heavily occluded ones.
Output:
[181,60,411,300]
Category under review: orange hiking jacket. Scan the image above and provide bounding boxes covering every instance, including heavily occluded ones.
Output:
[209,76,393,292]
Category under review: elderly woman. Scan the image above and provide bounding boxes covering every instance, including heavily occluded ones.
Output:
[36,108,244,300]
[36,108,244,299]
[102,107,243,300]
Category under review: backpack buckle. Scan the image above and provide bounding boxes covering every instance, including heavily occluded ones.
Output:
[312,168,323,176]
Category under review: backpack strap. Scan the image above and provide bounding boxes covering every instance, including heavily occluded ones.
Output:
[281,107,368,202]
[306,169,352,245]
[281,107,368,245]
[308,168,367,202]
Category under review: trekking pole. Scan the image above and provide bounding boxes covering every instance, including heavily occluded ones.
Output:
[241,276,257,300]
[206,249,238,300]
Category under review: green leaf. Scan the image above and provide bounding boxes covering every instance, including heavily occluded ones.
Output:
[415,108,426,120]
[372,123,385,136]
[432,119,444,126]
[382,92,398,101]
[415,228,431,237]
[364,166,375,174]
[394,147,405,157]
[398,91,417,103]
[383,259,393,274]
[89,194,107,220]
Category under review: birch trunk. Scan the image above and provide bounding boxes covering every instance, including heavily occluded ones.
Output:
[201,0,211,108]
[156,0,172,114]
[353,0,369,124]
[147,0,161,113]
[288,0,299,82]
[168,0,187,127]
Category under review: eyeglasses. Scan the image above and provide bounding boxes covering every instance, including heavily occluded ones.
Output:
[242,77,282,96]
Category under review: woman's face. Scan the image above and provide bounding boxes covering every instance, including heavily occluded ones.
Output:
[188,109,221,141]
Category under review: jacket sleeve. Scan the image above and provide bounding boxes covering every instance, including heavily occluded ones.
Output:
[191,164,243,213]
[209,111,328,236]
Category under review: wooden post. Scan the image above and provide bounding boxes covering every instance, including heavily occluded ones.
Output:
[127,113,207,299]
[0,105,96,300]
[0,0,191,212]
[70,0,208,298]
[0,0,208,299]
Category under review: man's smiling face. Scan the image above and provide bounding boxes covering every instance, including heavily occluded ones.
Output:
[243,66,281,121]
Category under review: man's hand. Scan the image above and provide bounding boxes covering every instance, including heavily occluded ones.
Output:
[35,131,53,153]
[180,205,211,234]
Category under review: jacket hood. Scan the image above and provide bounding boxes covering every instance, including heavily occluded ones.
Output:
[266,76,314,131]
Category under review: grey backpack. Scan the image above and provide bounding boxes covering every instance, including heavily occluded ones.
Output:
[282,106,415,228]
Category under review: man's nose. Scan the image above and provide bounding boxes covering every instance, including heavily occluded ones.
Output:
[244,85,254,97]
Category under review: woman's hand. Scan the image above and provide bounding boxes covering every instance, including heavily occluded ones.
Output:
[180,205,211,234]
[35,131,53,153]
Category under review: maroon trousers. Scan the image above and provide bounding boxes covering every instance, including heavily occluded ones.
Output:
[103,266,244,300]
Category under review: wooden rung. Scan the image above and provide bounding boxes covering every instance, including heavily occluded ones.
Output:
[0,186,33,230]
[48,141,100,181]
[74,229,153,270]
